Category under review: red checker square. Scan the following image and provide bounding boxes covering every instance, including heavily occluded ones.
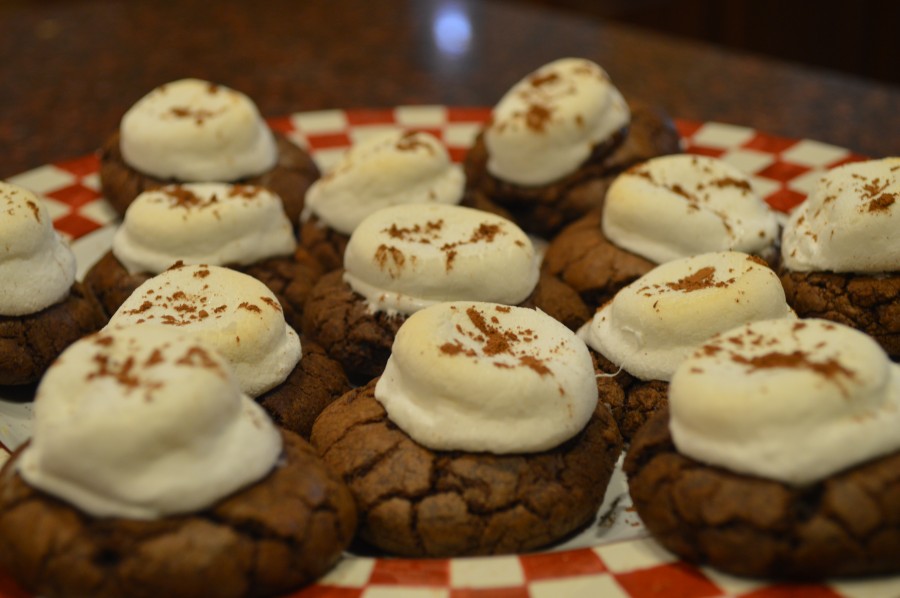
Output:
[305,132,353,151]
[519,548,607,582]
[765,187,808,213]
[755,161,810,183]
[447,146,469,164]
[446,106,491,124]
[45,183,102,209]
[450,587,529,598]
[369,557,450,586]
[826,152,869,169]
[739,584,842,598]
[684,145,726,158]
[266,115,297,135]
[52,212,104,241]
[614,562,723,598]
[0,567,30,598]
[674,119,704,140]
[289,587,364,598]
[53,154,100,178]
[346,109,396,126]
[741,133,799,155]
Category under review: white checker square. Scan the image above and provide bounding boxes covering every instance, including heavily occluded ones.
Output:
[316,556,376,588]
[831,575,900,598]
[79,199,120,228]
[699,567,766,595]
[718,148,776,176]
[6,164,75,194]
[348,124,405,145]
[443,122,483,148]
[42,197,71,221]
[311,147,351,172]
[781,139,850,168]
[0,450,8,469]
[82,172,101,192]
[529,573,628,598]
[593,537,677,573]
[284,130,312,151]
[787,169,828,196]
[690,122,755,149]
[450,556,524,588]
[291,109,349,135]
[747,175,781,199]
[395,105,449,128]
[363,588,448,598]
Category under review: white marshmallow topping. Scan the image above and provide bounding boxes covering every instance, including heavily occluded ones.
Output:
[17,326,282,519]
[119,78,277,181]
[113,183,296,274]
[376,302,598,453]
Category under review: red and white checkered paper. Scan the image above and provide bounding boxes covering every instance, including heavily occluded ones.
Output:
[1,107,881,598]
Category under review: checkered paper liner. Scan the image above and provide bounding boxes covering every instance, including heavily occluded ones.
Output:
[0,107,878,598]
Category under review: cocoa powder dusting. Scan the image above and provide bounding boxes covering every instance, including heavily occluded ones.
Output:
[666,267,728,292]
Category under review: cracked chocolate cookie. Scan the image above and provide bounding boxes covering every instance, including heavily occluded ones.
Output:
[0,325,357,598]
[0,429,357,598]
[543,210,656,310]
[312,378,622,557]
[625,408,900,579]
[626,318,900,579]
[779,158,899,360]
[312,301,623,557]
[258,339,352,439]
[0,282,107,386]
[780,271,900,360]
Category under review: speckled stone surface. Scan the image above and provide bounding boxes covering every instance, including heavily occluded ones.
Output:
[0,0,897,178]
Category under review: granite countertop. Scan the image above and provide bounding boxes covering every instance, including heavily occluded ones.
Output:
[0,0,897,178]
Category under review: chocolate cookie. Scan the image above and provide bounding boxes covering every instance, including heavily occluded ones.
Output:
[258,340,352,439]
[298,214,350,273]
[463,102,681,238]
[311,379,623,557]
[780,270,900,360]
[302,269,590,383]
[99,131,320,225]
[542,211,656,309]
[625,408,900,579]
[0,283,107,386]
[0,430,357,598]
[592,350,668,443]
[83,248,323,332]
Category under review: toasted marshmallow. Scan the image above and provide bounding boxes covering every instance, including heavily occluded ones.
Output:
[301,130,464,235]
[579,252,795,381]
[343,204,540,315]
[669,319,900,486]
[107,264,301,397]
[603,155,779,263]
[376,302,598,453]
[17,326,282,519]
[484,58,630,186]
[112,183,296,274]
[781,158,900,273]
[120,78,277,181]
[0,182,76,316]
